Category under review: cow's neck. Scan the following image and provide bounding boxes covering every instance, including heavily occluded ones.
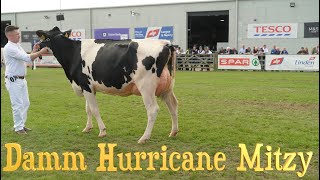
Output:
[52,39,81,82]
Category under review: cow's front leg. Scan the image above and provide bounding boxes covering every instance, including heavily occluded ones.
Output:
[82,100,93,133]
[83,91,106,137]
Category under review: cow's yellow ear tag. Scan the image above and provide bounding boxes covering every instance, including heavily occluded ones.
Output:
[65,33,68,37]
[40,35,45,40]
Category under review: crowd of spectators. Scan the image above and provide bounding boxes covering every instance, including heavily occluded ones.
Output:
[175,44,319,55]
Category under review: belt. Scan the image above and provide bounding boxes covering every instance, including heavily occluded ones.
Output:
[5,76,25,79]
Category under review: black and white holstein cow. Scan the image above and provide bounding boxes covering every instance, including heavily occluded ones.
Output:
[36,27,178,144]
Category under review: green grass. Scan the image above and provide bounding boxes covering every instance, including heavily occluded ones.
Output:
[1,68,319,179]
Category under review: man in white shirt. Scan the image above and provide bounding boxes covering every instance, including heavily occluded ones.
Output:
[239,45,246,54]
[4,25,49,135]
[262,44,269,54]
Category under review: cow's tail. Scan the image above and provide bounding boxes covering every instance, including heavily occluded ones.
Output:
[167,43,176,78]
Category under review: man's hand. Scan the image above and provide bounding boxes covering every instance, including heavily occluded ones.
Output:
[38,47,49,55]
[32,43,40,53]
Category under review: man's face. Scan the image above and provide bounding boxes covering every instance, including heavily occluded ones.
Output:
[6,30,20,43]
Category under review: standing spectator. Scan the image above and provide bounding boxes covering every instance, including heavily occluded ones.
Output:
[271,45,277,54]
[297,47,307,54]
[281,48,289,54]
[204,46,212,54]
[218,47,225,54]
[311,45,319,54]
[275,47,281,55]
[262,44,269,54]
[253,47,259,55]
[245,47,252,54]
[198,46,205,54]
[239,45,246,54]
[191,45,198,55]
[258,47,264,55]
[231,48,238,54]
[225,47,231,54]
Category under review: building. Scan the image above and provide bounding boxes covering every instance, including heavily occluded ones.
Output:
[1,0,319,53]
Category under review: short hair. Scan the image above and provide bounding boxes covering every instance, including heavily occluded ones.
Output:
[5,25,19,34]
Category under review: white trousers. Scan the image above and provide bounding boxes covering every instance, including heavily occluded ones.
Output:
[5,78,30,131]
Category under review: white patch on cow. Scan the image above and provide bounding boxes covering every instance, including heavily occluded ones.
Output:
[80,39,104,78]
[71,81,83,96]
[132,39,169,82]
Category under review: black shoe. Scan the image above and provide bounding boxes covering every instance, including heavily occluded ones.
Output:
[16,130,27,135]
[24,127,32,131]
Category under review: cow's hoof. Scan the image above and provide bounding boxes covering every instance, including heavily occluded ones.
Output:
[138,137,149,144]
[169,131,178,137]
[98,129,107,137]
[82,127,93,133]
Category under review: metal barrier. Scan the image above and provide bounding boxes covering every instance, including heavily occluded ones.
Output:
[176,54,215,71]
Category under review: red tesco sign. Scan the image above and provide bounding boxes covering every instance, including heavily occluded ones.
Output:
[255,26,292,33]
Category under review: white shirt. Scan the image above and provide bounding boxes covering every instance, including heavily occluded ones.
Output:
[4,41,32,77]
[263,47,269,54]
[239,48,246,54]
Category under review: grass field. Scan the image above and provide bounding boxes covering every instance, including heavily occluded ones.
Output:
[1,68,319,179]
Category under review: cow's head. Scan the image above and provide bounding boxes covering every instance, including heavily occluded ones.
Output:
[36,26,71,50]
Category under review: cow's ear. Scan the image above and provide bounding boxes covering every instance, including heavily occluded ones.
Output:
[52,26,60,32]
[36,30,49,41]
[63,29,71,38]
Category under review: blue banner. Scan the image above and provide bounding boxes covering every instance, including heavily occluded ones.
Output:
[134,26,173,40]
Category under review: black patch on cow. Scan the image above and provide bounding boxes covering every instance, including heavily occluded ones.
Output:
[91,40,139,89]
[87,66,91,74]
[81,60,86,67]
[142,56,155,71]
[156,46,170,77]
[152,68,155,73]
[94,39,132,46]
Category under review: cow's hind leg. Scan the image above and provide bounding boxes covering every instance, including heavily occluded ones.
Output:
[82,100,93,133]
[138,86,159,144]
[161,90,179,137]
[83,91,106,137]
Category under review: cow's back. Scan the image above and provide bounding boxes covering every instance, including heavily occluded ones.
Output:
[79,39,174,96]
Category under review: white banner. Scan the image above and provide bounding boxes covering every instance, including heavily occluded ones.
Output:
[218,55,262,70]
[247,23,298,38]
[265,55,319,71]
[68,29,86,40]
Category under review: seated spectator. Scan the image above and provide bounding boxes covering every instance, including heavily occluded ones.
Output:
[245,47,252,54]
[270,45,277,54]
[297,47,307,54]
[204,46,212,54]
[262,44,268,54]
[305,48,309,54]
[231,48,238,54]
[281,48,289,54]
[239,45,246,54]
[218,47,225,54]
